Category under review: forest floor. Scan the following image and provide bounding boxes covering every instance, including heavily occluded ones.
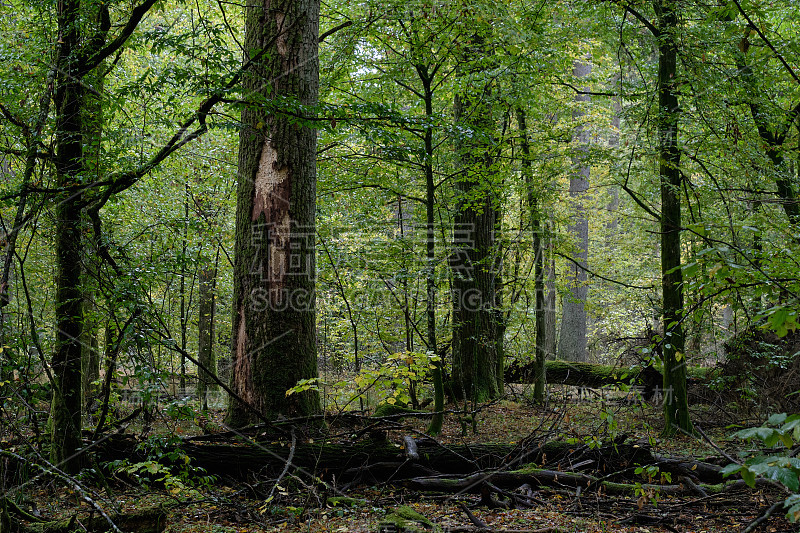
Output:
[6,386,794,533]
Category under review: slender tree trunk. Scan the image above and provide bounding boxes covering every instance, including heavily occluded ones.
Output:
[416,67,443,435]
[179,186,188,393]
[655,0,692,435]
[51,0,85,473]
[81,62,103,411]
[518,109,546,402]
[227,0,321,425]
[558,57,591,363]
[545,247,557,360]
[196,264,216,411]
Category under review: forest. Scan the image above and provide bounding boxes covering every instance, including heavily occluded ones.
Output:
[1,0,800,530]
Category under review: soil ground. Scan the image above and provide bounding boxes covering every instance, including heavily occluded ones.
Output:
[4,386,794,533]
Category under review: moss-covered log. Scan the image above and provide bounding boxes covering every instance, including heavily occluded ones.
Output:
[14,507,166,533]
[406,470,755,497]
[99,434,573,480]
[97,434,723,485]
[505,360,710,401]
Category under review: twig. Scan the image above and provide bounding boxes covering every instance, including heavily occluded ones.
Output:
[267,429,297,502]
[458,501,490,530]
[743,499,784,533]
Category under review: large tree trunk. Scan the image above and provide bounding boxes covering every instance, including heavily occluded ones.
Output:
[227,0,321,425]
[50,0,85,474]
[451,33,503,403]
[558,57,591,363]
[655,0,691,435]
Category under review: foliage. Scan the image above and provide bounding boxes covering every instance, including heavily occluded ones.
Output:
[288,351,440,411]
[108,433,217,498]
[723,413,800,522]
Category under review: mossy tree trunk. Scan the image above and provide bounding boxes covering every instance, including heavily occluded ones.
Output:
[451,31,503,404]
[518,109,546,402]
[50,0,85,473]
[654,0,692,435]
[227,0,321,425]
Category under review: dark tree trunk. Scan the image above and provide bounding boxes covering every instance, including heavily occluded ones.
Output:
[81,63,103,411]
[517,109,546,402]
[227,0,321,425]
[415,67,444,435]
[451,33,503,403]
[50,0,85,473]
[654,0,691,435]
[196,265,217,411]
[558,57,591,363]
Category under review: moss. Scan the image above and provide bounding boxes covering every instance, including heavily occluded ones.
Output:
[326,497,367,508]
[377,506,440,532]
[372,403,418,419]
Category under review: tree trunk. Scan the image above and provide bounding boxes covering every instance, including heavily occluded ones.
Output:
[415,66,443,435]
[544,239,557,360]
[196,265,216,411]
[558,57,591,363]
[81,62,103,411]
[518,109,546,402]
[451,33,503,403]
[654,0,691,435]
[227,0,321,425]
[50,0,85,474]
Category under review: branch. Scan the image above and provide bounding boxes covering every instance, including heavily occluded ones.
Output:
[319,20,352,43]
[80,0,160,74]
[731,0,800,85]
[621,182,662,221]
[605,0,660,37]
[554,252,655,290]
[86,15,301,211]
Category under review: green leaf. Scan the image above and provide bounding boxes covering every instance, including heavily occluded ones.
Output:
[768,413,788,426]
[740,467,756,488]
[721,463,742,477]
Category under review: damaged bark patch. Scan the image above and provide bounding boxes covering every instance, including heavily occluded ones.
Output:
[234,306,251,404]
[252,140,289,221]
[275,12,288,57]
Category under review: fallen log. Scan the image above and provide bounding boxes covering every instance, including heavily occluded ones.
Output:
[95,434,724,485]
[505,361,661,391]
[14,507,166,533]
[405,469,765,497]
[505,360,710,401]
[98,434,565,480]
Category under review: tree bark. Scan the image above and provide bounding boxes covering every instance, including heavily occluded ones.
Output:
[451,31,503,403]
[416,66,444,435]
[196,265,217,411]
[518,109,546,403]
[50,0,85,474]
[227,0,321,424]
[654,0,691,435]
[558,57,591,363]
